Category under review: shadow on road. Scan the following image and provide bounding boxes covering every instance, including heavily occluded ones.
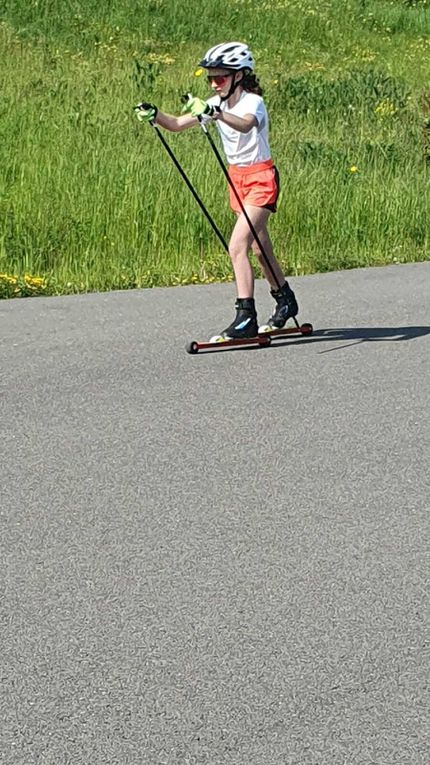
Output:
[310,325,430,353]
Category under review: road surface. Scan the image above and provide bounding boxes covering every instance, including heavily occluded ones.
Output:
[1,263,429,764]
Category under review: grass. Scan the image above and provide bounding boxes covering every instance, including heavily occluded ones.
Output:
[1,0,430,296]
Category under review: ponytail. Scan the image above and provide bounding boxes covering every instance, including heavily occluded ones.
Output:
[241,71,263,96]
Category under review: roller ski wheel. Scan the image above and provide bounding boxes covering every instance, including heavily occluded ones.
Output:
[300,322,313,335]
[186,341,199,355]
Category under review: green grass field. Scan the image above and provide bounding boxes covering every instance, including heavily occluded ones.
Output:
[1,0,430,297]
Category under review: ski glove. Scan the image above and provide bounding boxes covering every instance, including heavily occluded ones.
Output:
[182,95,220,119]
[134,102,158,123]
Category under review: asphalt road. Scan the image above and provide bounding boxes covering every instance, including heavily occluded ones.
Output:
[1,263,429,764]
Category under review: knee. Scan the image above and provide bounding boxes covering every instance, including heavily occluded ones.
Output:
[228,242,247,261]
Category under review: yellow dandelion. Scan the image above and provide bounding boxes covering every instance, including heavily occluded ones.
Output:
[0,273,17,284]
[145,52,175,65]
[24,274,44,286]
[194,68,204,77]
[375,99,396,118]
[349,165,359,173]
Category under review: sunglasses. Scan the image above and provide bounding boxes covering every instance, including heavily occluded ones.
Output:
[207,73,232,86]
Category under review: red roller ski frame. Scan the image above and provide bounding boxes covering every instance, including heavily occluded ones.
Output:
[186,319,313,354]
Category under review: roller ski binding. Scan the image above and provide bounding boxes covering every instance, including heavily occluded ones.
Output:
[258,282,298,333]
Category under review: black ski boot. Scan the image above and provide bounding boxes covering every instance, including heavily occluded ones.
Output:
[210,298,258,342]
[258,282,298,333]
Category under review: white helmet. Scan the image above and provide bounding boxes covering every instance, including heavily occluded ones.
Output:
[199,42,254,72]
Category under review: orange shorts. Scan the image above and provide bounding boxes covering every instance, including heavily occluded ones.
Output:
[227,159,280,214]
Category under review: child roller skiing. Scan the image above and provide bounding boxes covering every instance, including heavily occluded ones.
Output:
[135,41,299,341]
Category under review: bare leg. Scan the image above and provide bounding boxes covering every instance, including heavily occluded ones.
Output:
[229,205,286,292]
[247,207,285,290]
[228,211,255,297]
[229,205,285,296]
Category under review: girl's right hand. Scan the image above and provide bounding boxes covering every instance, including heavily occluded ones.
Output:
[134,103,158,123]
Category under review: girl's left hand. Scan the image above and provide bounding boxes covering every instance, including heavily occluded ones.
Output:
[182,95,214,118]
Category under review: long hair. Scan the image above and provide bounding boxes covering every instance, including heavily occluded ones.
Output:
[241,71,263,96]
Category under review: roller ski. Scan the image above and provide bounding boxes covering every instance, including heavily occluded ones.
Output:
[186,293,313,354]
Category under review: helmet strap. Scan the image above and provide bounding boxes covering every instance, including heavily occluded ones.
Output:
[220,71,244,101]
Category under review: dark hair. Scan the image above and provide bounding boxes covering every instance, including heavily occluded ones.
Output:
[241,71,263,96]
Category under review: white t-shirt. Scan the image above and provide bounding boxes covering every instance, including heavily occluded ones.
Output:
[206,91,271,167]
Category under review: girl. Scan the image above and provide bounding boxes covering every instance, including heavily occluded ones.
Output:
[135,41,298,340]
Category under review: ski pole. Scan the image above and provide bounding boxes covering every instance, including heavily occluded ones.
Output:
[146,119,230,252]
[197,118,285,295]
